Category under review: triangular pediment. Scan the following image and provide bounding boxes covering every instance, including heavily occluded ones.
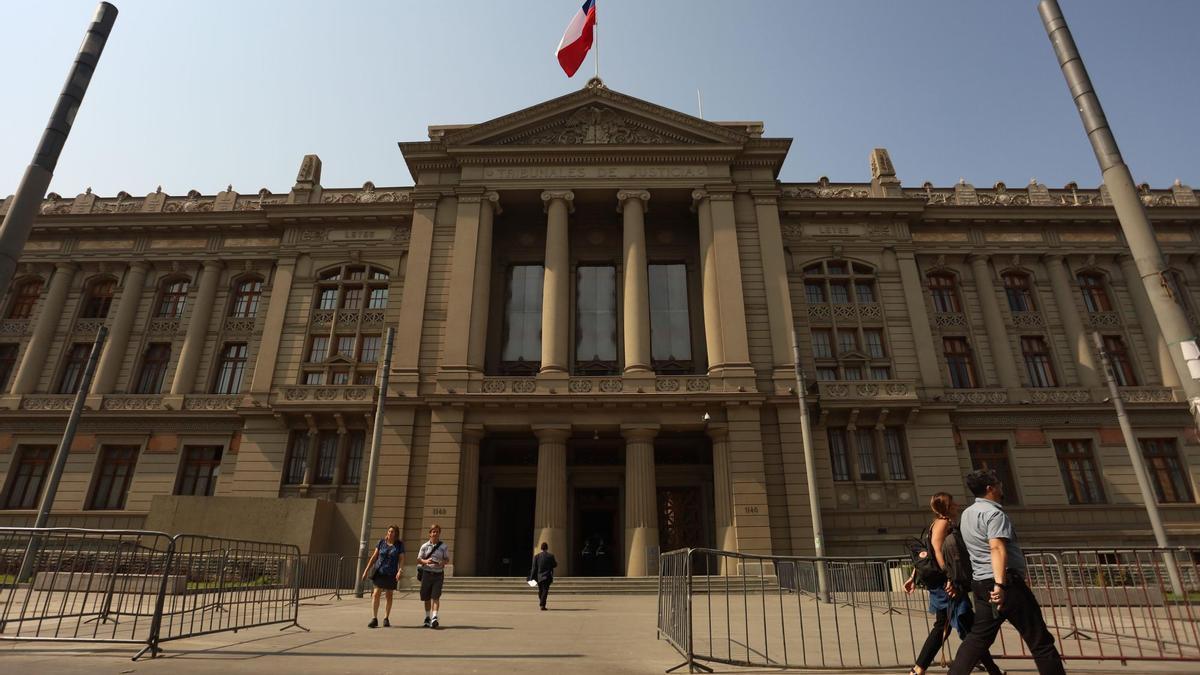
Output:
[444,80,748,148]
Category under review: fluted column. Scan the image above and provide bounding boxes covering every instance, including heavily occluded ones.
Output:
[889,249,944,388]
[618,189,652,374]
[532,425,570,575]
[692,190,724,372]
[752,192,796,372]
[708,425,737,560]
[1119,254,1181,387]
[968,255,1021,389]
[92,262,149,394]
[1043,254,1101,387]
[467,193,501,371]
[11,263,76,394]
[171,260,222,394]
[622,424,660,577]
[455,425,483,576]
[539,191,573,374]
[249,259,296,394]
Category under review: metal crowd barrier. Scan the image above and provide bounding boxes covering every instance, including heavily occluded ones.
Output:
[296,553,351,602]
[0,527,308,660]
[657,546,1200,673]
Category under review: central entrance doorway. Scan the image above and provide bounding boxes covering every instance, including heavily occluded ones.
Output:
[573,487,619,576]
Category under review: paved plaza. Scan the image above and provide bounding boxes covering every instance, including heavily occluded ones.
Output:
[2,591,1198,674]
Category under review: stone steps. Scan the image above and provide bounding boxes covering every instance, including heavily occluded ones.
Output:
[441,576,780,595]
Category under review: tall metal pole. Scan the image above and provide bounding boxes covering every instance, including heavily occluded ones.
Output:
[18,325,108,582]
[1092,332,1184,597]
[1039,0,1200,432]
[0,3,117,298]
[792,329,829,602]
[355,326,395,597]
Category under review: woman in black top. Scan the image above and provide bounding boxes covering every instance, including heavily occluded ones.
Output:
[361,524,405,628]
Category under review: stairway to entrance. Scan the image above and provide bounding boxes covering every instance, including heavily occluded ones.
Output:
[442,576,780,595]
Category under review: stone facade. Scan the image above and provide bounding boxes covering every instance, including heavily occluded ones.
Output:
[2,80,1199,571]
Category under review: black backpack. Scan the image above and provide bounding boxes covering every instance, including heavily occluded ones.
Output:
[905,523,947,589]
[940,523,974,592]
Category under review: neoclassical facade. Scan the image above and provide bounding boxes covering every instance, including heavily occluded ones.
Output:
[2,81,1199,573]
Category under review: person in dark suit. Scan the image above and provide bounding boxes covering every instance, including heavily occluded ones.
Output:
[528,542,558,610]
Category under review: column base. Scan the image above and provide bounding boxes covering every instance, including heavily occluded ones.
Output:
[535,370,569,394]
[0,395,21,411]
[624,526,660,577]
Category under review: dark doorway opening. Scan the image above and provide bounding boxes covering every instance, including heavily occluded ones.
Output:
[483,487,535,576]
[574,487,619,576]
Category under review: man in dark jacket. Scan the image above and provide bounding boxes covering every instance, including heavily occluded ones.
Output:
[528,542,558,610]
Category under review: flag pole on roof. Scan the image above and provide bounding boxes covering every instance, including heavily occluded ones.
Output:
[556,0,597,78]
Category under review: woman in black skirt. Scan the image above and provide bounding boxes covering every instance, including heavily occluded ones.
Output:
[361,524,405,628]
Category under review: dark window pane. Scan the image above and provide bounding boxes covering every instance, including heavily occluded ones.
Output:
[1078,273,1112,313]
[829,282,850,304]
[928,274,961,313]
[344,431,366,485]
[367,287,388,309]
[359,335,381,363]
[1003,273,1035,312]
[864,329,885,358]
[231,279,263,318]
[648,264,694,369]
[314,433,339,484]
[968,440,1019,505]
[811,330,833,359]
[156,279,190,318]
[828,428,850,481]
[58,343,92,394]
[88,446,138,510]
[3,445,54,509]
[1054,439,1106,504]
[805,282,826,304]
[213,343,247,394]
[502,265,544,366]
[575,265,617,372]
[81,279,115,318]
[308,336,329,362]
[1103,335,1137,386]
[0,343,18,391]
[342,287,363,310]
[856,429,879,480]
[1021,336,1057,387]
[1140,439,1194,503]
[318,287,338,310]
[133,343,171,394]
[944,337,977,388]
[7,279,43,319]
[884,429,909,480]
[176,446,222,497]
[855,281,876,304]
[284,434,308,484]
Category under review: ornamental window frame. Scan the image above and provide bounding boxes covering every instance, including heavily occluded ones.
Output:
[300,263,391,386]
[79,276,117,319]
[1001,270,1038,313]
[154,275,191,319]
[1076,270,1114,314]
[926,271,963,314]
[229,274,265,319]
[803,258,891,381]
[5,277,44,320]
[827,425,911,483]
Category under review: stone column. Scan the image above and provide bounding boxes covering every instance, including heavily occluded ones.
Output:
[539,191,574,375]
[708,425,737,557]
[455,425,483,576]
[618,189,652,374]
[392,195,439,390]
[532,425,570,576]
[692,191,724,372]
[467,193,501,371]
[968,254,1021,389]
[1043,254,1101,387]
[249,259,296,394]
[889,249,944,389]
[752,192,796,374]
[441,191,484,374]
[171,260,222,394]
[92,262,150,394]
[622,424,660,577]
[706,189,752,372]
[1119,254,1181,387]
[11,263,76,394]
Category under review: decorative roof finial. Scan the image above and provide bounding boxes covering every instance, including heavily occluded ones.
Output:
[585,76,605,90]
[227,184,233,192]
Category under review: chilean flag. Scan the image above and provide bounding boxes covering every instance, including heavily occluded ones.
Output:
[556,0,596,77]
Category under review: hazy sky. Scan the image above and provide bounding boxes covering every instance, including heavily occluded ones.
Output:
[2,1,1198,198]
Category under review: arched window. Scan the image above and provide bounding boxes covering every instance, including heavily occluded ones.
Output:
[229,276,264,318]
[1076,272,1112,313]
[1165,269,1197,326]
[1002,272,1036,313]
[80,277,116,319]
[803,259,890,381]
[154,277,190,319]
[302,263,391,386]
[926,272,962,313]
[5,278,43,319]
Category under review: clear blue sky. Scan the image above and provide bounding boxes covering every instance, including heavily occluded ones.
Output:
[2,1,1198,197]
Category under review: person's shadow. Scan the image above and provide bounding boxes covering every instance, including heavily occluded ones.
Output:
[392,625,513,630]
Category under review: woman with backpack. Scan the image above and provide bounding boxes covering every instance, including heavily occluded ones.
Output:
[361,524,405,628]
[903,493,1004,675]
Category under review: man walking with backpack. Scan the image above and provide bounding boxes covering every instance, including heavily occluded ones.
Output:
[949,470,1065,675]
[416,523,451,628]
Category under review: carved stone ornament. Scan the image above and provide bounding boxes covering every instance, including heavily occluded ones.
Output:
[498,104,684,146]
[541,190,575,213]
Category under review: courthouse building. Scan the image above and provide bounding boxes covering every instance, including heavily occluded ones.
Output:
[1,80,1199,575]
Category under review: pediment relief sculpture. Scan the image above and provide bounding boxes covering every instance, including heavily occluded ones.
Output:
[487,104,700,146]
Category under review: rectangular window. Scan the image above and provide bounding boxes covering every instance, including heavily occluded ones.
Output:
[2,445,54,509]
[816,367,838,381]
[843,366,863,380]
[1054,439,1106,505]
[967,440,1019,505]
[811,329,833,359]
[335,335,356,359]
[0,343,18,391]
[855,281,876,304]
[855,429,879,480]
[318,288,338,310]
[359,335,381,363]
[176,446,222,497]
[884,428,909,480]
[928,275,961,313]
[341,287,363,310]
[88,446,139,510]
[330,370,350,385]
[1140,439,1194,503]
[576,265,618,373]
[1003,274,1036,312]
[367,287,388,310]
[284,433,308,485]
[837,330,857,356]
[863,329,885,358]
[213,343,247,394]
[1021,336,1057,388]
[133,343,171,394]
[648,264,693,370]
[871,366,892,380]
[307,336,329,363]
[805,281,826,304]
[314,432,339,485]
[344,431,366,485]
[1103,335,1137,386]
[231,279,263,318]
[6,280,42,319]
[828,428,851,481]
[58,343,92,394]
[303,371,325,385]
[943,337,977,388]
[355,371,375,385]
[501,265,544,370]
[829,282,850,304]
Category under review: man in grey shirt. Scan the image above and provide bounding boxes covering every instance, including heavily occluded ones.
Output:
[949,469,1065,674]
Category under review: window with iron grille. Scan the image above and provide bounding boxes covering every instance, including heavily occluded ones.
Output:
[155,278,190,319]
[213,343,247,394]
[80,278,116,319]
[58,343,92,394]
[927,273,962,313]
[176,446,222,497]
[230,277,263,318]
[967,440,1019,504]
[1021,336,1057,387]
[1054,439,1106,504]
[2,445,54,509]
[6,278,43,319]
[133,343,171,394]
[1139,439,1194,503]
[943,337,978,388]
[1102,335,1137,386]
[1002,272,1036,312]
[88,446,139,510]
[1077,272,1112,313]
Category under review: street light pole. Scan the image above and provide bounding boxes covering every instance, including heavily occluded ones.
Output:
[355,327,395,597]
[0,3,118,298]
[792,329,829,602]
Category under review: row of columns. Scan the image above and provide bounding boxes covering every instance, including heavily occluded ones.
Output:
[6,259,287,397]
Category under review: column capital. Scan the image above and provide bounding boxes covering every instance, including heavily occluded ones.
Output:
[965,253,991,265]
[705,424,729,443]
[483,191,503,215]
[53,261,79,274]
[690,189,708,212]
[615,189,650,213]
[620,423,660,441]
[541,190,575,213]
[1041,252,1067,265]
[532,424,572,443]
[750,189,780,206]
[411,191,443,211]
[201,259,225,272]
[462,424,485,444]
[128,260,151,274]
